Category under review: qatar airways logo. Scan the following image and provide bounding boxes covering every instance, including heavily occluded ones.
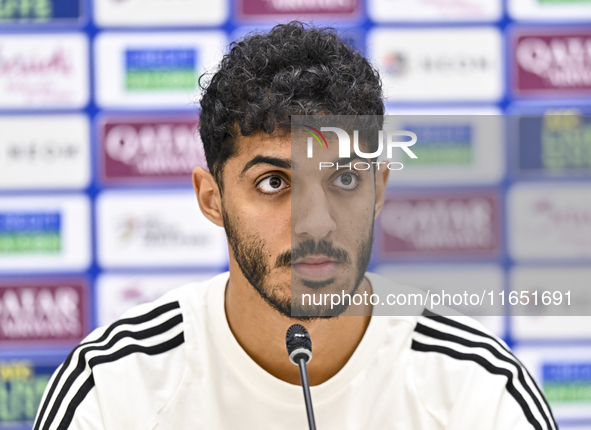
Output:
[304,125,418,170]
[515,35,591,90]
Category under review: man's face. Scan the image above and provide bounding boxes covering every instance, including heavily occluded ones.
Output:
[220,129,379,319]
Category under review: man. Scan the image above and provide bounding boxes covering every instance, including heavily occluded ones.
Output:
[34,22,556,430]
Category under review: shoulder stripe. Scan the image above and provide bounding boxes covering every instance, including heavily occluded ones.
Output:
[420,309,556,429]
[35,301,183,430]
[44,314,183,430]
[422,309,508,351]
[415,322,555,430]
[57,375,95,430]
[412,340,544,430]
[56,333,184,430]
[43,314,183,430]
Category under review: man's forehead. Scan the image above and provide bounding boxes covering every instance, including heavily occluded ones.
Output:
[233,132,292,159]
[228,128,356,172]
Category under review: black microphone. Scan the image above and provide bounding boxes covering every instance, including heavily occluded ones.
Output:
[286,324,317,430]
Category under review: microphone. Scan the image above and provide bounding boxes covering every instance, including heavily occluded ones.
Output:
[286,324,317,430]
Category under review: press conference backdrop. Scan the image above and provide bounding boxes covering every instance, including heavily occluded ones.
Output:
[1,0,591,428]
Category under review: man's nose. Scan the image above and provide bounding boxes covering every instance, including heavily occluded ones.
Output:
[293,184,337,240]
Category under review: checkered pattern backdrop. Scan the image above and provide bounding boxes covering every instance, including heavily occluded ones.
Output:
[1,0,591,428]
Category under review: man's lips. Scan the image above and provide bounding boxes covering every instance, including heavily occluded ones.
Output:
[293,256,336,265]
[292,256,339,278]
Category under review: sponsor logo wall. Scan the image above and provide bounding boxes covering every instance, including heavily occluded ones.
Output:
[0,278,89,347]
[0,0,81,23]
[94,32,227,108]
[98,115,206,185]
[377,190,501,259]
[96,191,227,268]
[236,0,361,21]
[512,28,591,98]
[0,0,590,427]
[516,347,591,421]
[0,115,90,189]
[512,113,591,177]
[369,0,502,22]
[0,195,91,272]
[508,183,591,260]
[94,0,227,27]
[0,34,88,108]
[383,110,505,185]
[0,358,62,428]
[96,273,215,326]
[368,27,504,101]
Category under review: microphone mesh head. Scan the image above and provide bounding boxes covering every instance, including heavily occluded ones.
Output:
[286,324,312,356]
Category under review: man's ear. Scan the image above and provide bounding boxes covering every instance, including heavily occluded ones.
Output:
[374,167,389,220]
[192,167,224,227]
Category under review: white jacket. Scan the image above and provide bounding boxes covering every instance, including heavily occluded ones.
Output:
[34,272,556,430]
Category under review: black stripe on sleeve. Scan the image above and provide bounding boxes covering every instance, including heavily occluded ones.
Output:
[411,339,543,430]
[415,322,554,430]
[420,309,557,428]
[36,303,182,430]
[56,333,185,430]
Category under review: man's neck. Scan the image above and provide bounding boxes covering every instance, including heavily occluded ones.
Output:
[224,268,372,386]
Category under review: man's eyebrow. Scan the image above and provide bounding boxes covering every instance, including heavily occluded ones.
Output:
[240,155,292,176]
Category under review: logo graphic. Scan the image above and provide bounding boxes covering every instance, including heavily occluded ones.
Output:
[0,195,91,273]
[369,0,501,22]
[377,112,503,185]
[515,347,591,420]
[369,28,502,101]
[304,126,418,168]
[7,141,79,161]
[97,191,227,268]
[508,184,591,260]
[378,192,500,259]
[543,363,591,403]
[239,0,359,18]
[0,34,88,108]
[383,52,408,76]
[0,279,88,345]
[385,53,491,77]
[517,113,591,176]
[100,116,206,183]
[0,359,60,426]
[94,0,227,26]
[509,0,591,20]
[0,0,53,20]
[0,0,81,22]
[513,29,591,96]
[96,273,212,326]
[125,48,197,91]
[0,115,90,190]
[403,124,472,165]
[0,212,60,254]
[95,32,226,108]
[116,214,209,248]
[421,55,491,74]
[303,125,328,149]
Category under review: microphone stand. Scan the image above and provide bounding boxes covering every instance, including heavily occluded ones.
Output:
[297,357,317,430]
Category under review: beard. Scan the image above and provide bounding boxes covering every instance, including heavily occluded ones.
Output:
[222,209,374,320]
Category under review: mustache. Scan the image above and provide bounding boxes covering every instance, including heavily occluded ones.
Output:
[274,240,350,268]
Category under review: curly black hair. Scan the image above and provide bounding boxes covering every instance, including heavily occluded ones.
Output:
[198,21,385,187]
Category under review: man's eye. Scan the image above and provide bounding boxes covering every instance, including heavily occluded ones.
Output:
[257,175,288,194]
[332,172,358,190]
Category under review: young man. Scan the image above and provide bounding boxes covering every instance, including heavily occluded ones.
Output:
[34,22,556,430]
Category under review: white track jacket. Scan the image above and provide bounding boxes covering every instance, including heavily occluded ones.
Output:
[34,272,556,430]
